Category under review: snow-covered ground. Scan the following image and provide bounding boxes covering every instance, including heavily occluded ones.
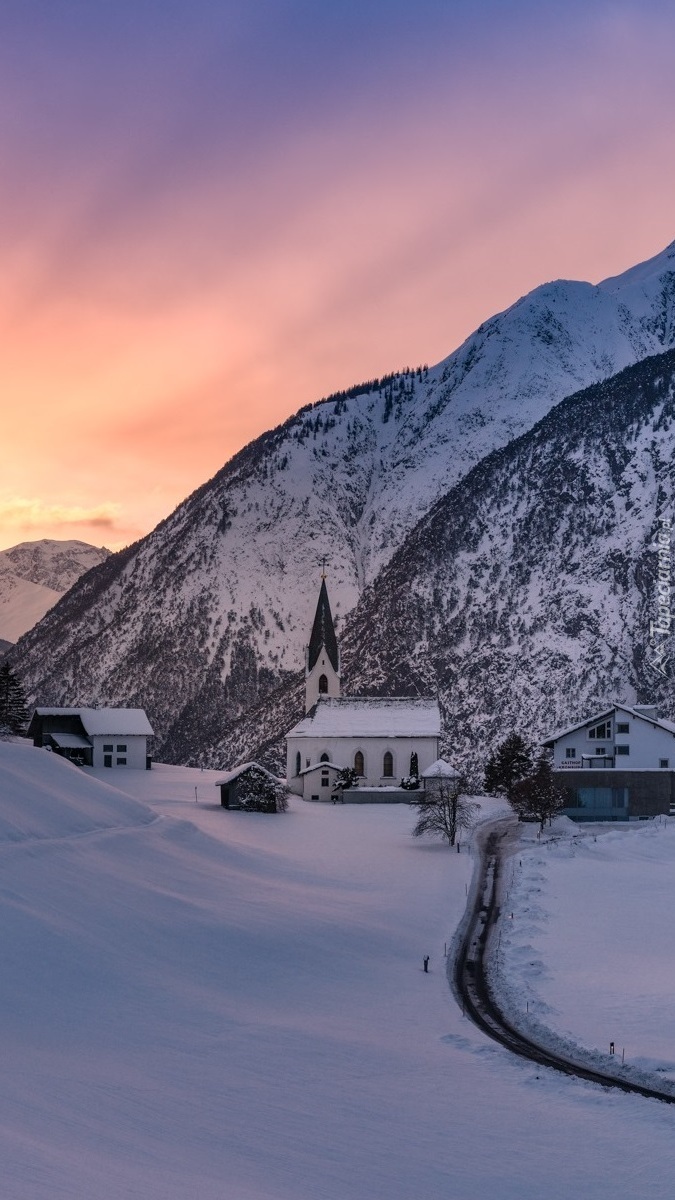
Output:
[496,816,675,1088]
[1,744,674,1198]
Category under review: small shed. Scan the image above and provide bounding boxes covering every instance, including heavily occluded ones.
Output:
[215,762,287,811]
[421,758,463,793]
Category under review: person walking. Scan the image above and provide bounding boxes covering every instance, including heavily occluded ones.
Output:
[423,955,430,973]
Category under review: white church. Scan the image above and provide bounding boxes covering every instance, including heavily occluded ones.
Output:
[286,579,442,801]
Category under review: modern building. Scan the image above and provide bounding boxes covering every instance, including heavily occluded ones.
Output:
[543,703,675,821]
[28,707,154,769]
[286,577,441,801]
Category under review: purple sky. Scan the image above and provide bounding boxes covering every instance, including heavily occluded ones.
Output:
[2,0,675,549]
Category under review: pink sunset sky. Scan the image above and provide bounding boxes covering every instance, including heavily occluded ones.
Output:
[2,0,675,551]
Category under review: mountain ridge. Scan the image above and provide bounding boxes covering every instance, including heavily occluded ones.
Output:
[9,241,675,762]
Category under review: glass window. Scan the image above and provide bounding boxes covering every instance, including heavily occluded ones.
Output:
[565,747,576,759]
[116,757,127,766]
[295,752,301,776]
[354,751,364,776]
[321,774,330,787]
[616,745,629,756]
[588,721,611,740]
[116,744,127,752]
[616,722,629,734]
[320,752,330,762]
[318,674,328,694]
[103,744,113,752]
[660,759,669,768]
[383,751,393,778]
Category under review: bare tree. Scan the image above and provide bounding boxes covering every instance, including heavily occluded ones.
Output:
[410,775,479,847]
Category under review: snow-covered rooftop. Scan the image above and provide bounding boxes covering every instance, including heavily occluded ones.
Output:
[287,697,441,739]
[298,761,343,776]
[421,758,462,779]
[543,703,675,745]
[33,707,154,737]
[214,762,284,787]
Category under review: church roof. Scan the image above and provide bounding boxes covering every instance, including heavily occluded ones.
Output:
[307,580,339,673]
[286,697,441,739]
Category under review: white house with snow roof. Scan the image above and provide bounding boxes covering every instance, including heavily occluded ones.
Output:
[28,708,153,769]
[286,578,441,800]
[543,703,675,820]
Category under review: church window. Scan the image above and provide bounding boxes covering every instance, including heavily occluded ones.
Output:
[354,750,364,776]
[319,673,328,694]
[383,751,394,778]
[295,752,301,776]
[320,751,330,762]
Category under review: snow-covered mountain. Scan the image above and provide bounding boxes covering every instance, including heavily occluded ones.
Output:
[205,348,675,778]
[9,241,675,759]
[0,540,110,643]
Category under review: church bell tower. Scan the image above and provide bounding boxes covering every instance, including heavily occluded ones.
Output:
[305,575,341,713]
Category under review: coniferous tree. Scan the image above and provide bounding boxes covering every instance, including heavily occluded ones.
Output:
[484,733,534,796]
[508,755,566,831]
[236,766,288,812]
[0,664,28,735]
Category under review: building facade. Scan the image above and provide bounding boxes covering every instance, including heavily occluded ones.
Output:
[286,578,441,800]
[543,703,675,820]
[28,708,154,769]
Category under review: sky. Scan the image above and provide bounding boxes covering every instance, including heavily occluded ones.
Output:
[2,0,675,552]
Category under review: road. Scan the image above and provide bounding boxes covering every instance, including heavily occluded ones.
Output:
[452,816,675,1105]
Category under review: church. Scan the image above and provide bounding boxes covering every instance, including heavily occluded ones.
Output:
[286,578,441,801]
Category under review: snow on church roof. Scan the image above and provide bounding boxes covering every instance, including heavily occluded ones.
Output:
[287,697,441,739]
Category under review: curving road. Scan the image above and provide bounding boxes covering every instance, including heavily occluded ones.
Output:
[452,817,675,1105]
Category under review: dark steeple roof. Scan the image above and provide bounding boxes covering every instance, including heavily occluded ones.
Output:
[308,579,339,673]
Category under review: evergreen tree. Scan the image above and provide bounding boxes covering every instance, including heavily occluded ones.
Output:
[236,766,288,812]
[0,664,28,735]
[335,766,358,791]
[508,755,566,831]
[484,733,534,796]
[401,750,421,790]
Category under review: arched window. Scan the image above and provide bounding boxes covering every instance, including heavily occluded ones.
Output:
[354,750,364,776]
[320,751,330,763]
[318,673,328,694]
[295,752,301,776]
[383,751,393,778]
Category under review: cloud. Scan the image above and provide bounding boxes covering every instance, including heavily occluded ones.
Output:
[0,498,128,549]
[0,496,120,528]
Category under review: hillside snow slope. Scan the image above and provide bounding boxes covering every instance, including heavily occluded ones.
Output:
[0,540,109,642]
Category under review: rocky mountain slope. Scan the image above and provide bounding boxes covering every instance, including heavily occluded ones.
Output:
[206,349,675,779]
[0,540,110,643]
[9,242,675,760]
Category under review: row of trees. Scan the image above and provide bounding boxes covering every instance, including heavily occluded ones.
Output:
[484,733,566,830]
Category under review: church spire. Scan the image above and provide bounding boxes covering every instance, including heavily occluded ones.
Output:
[307,578,339,674]
[305,574,341,712]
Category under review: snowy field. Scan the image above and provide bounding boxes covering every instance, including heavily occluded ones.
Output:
[497,816,675,1086]
[0,743,674,1199]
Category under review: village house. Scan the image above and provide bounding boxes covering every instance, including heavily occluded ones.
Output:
[543,703,675,820]
[28,707,154,769]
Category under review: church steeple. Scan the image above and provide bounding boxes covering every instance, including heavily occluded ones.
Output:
[305,575,341,712]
